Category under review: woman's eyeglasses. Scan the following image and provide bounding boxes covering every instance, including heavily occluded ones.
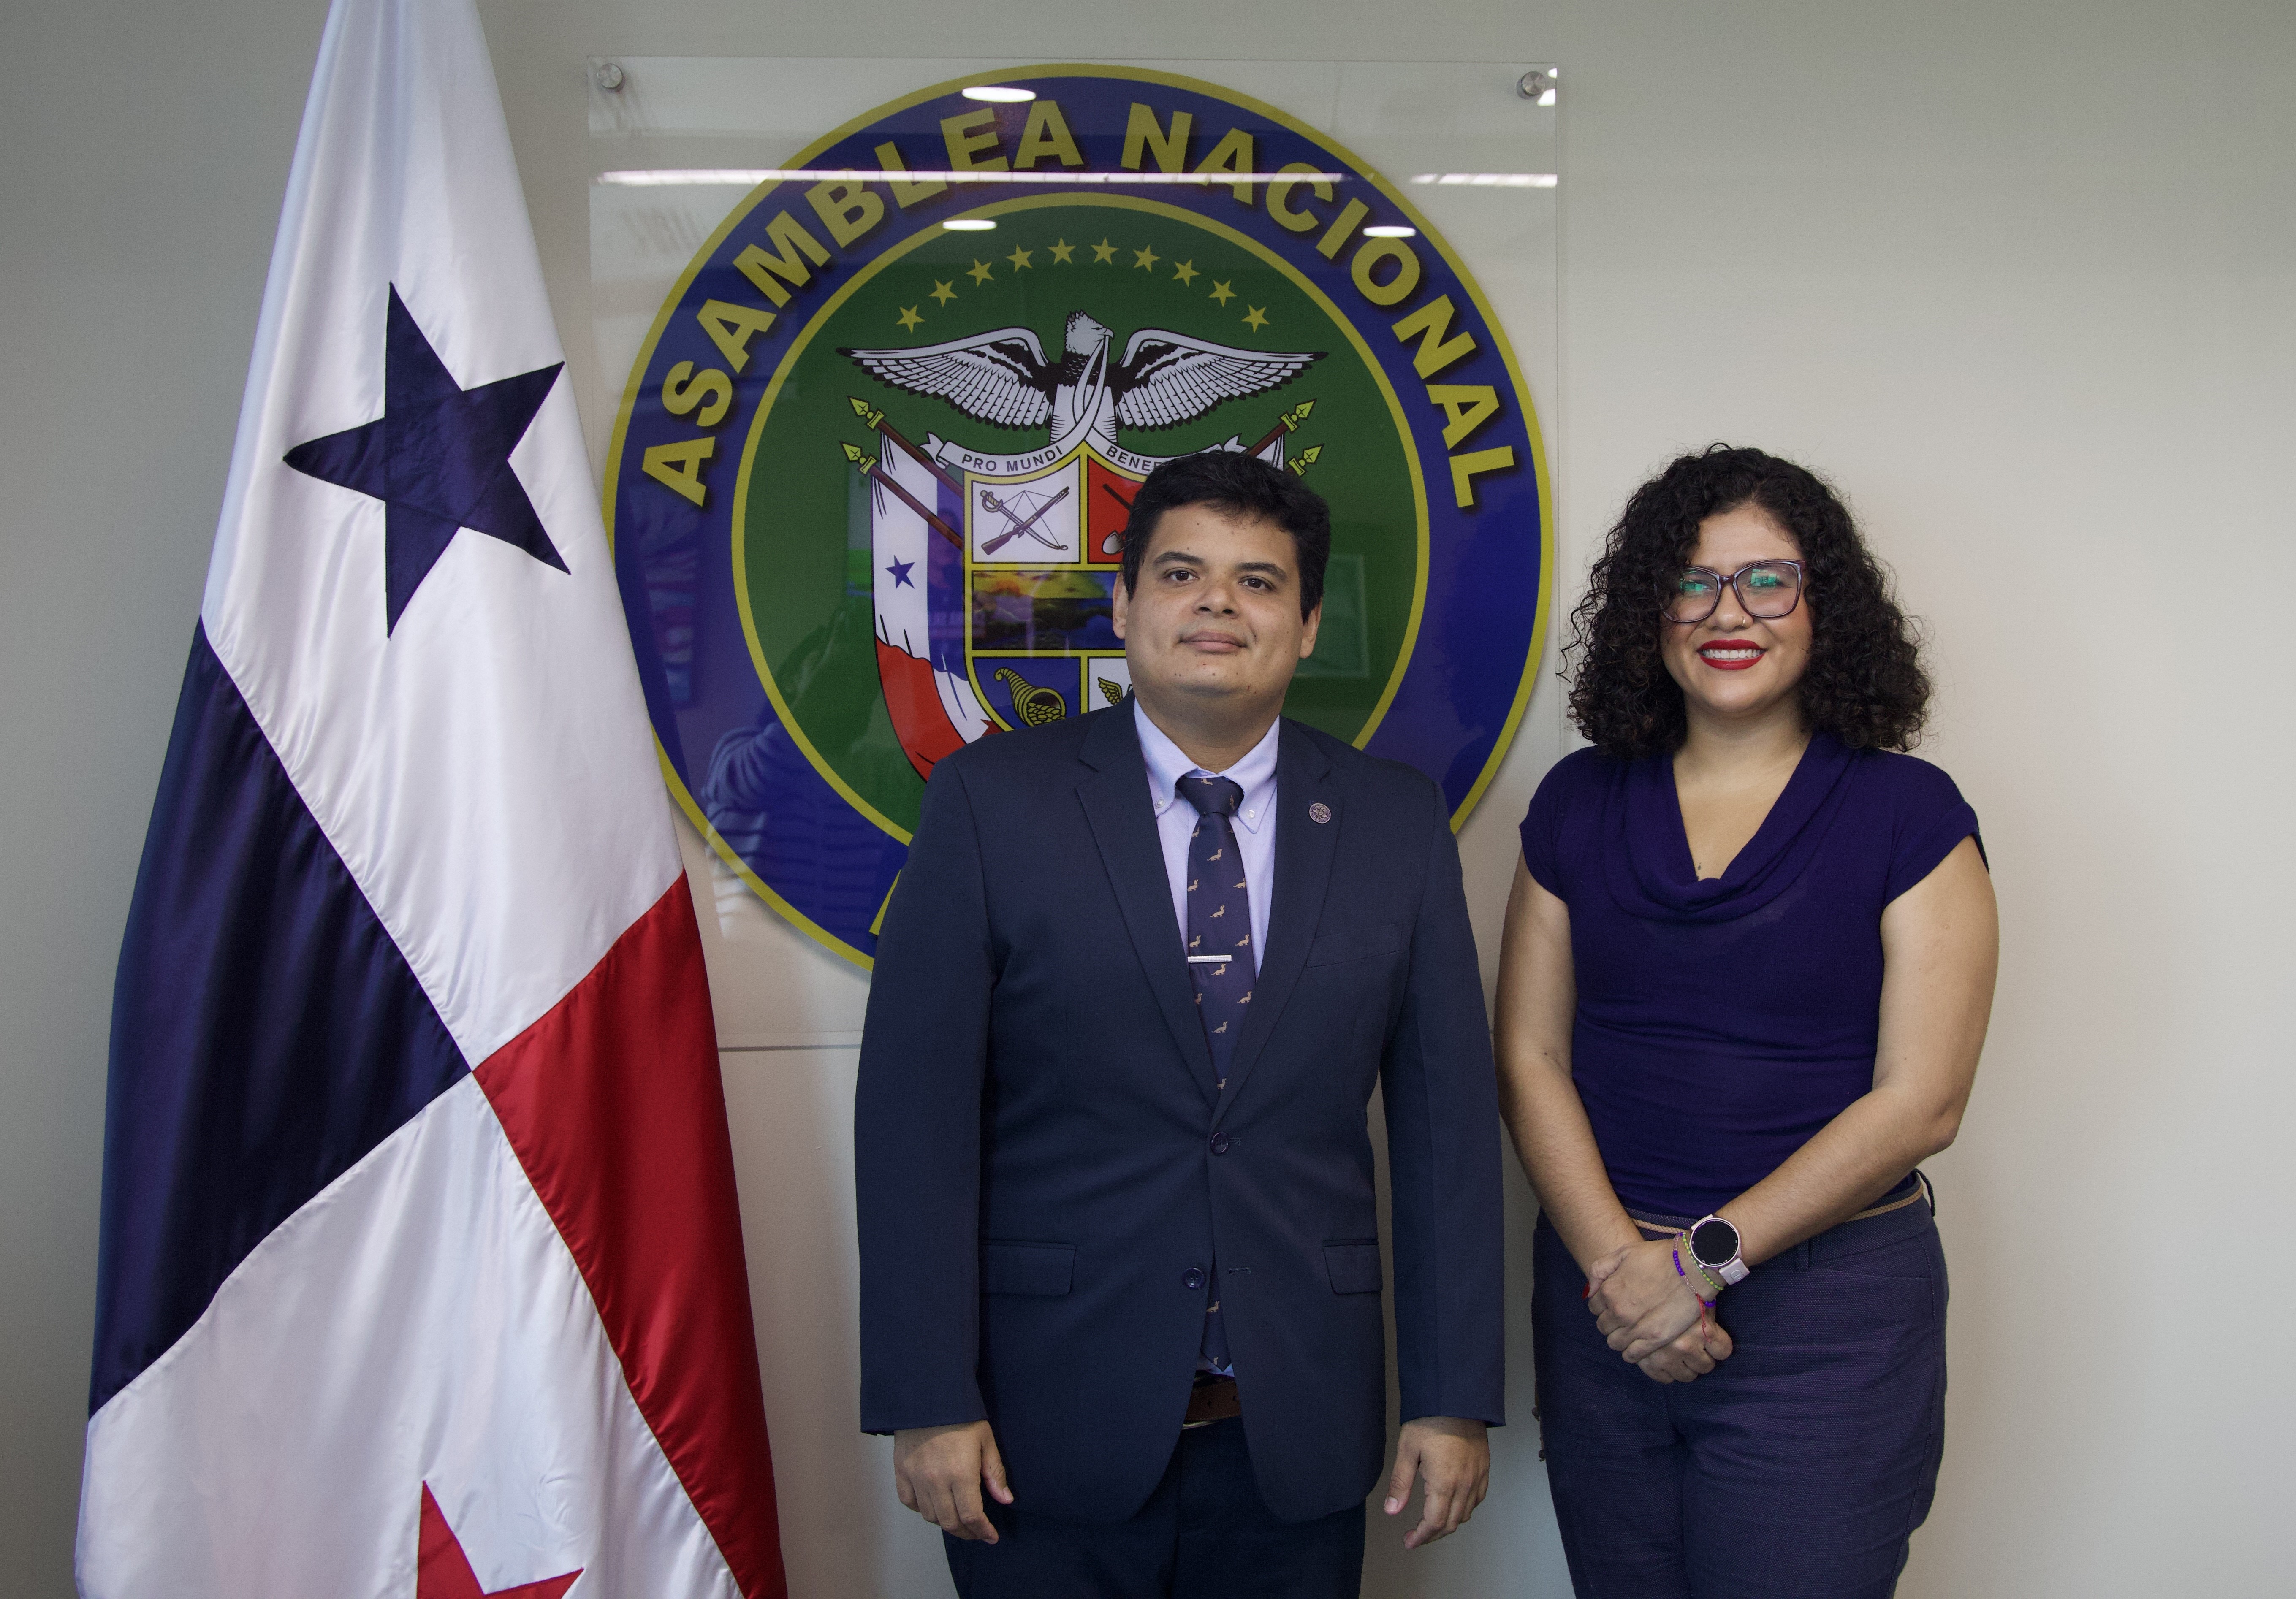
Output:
[1664,560,1805,624]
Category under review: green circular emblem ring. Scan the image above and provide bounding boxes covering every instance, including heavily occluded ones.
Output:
[605,66,1551,967]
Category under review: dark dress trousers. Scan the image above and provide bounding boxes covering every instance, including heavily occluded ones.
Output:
[855,701,1504,1527]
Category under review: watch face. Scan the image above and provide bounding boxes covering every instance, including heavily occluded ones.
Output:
[1691,1218,1741,1266]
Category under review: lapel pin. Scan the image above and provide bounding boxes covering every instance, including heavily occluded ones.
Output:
[1308,802,1332,824]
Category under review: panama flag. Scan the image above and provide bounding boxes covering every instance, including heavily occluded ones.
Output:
[76,0,785,1595]
[866,433,990,778]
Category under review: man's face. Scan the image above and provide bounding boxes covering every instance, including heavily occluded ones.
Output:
[1113,504,1321,715]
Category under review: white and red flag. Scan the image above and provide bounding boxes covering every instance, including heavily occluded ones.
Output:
[76,0,785,1594]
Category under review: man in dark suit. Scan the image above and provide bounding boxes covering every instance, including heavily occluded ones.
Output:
[855,450,1504,1596]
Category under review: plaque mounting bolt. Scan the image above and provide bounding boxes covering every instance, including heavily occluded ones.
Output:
[596,61,626,92]
[1518,68,1555,102]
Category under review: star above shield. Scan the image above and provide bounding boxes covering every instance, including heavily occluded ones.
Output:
[285,286,567,633]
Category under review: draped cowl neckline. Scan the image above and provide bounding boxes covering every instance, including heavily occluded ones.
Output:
[1603,730,1861,923]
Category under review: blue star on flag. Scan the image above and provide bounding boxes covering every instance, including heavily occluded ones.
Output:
[885,558,916,588]
[285,286,567,632]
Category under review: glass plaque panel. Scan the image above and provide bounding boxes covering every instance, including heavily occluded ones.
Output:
[584,59,1557,970]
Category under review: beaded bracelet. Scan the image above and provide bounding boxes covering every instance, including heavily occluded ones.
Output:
[1669,1229,1729,1300]
[1672,1237,1718,1313]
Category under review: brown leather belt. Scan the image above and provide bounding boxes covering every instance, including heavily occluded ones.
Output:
[1183,1376,1241,1428]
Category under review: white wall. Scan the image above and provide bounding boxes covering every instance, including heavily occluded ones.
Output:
[7,2,2291,1595]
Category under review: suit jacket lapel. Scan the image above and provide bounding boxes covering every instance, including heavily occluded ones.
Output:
[1213,719,1336,1129]
[1076,702,1219,1103]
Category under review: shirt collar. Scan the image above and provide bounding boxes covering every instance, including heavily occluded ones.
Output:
[1135,700,1281,835]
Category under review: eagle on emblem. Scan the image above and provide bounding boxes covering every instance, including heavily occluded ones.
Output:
[841,311,1323,457]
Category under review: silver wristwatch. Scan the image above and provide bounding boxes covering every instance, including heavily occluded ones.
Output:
[1688,1214,1749,1286]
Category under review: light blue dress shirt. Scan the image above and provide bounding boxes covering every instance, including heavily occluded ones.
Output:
[1134,701,1278,976]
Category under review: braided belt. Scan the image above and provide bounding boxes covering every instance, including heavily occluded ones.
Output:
[1629,1172,1932,1240]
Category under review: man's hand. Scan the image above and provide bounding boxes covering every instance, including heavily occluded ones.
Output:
[893,1420,1012,1543]
[1383,1416,1490,1550]
[1588,1238,1713,1363]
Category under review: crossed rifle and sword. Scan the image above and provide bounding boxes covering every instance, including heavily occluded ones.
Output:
[977,485,1073,555]
[982,477,1153,556]
[836,397,1322,559]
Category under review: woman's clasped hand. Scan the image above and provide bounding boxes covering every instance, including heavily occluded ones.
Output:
[1583,1237,1733,1381]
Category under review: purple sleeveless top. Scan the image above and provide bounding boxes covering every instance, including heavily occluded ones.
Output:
[1519,732,1980,1217]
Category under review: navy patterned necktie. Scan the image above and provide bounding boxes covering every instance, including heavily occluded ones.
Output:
[1178,774,1250,1375]
[1178,774,1255,1085]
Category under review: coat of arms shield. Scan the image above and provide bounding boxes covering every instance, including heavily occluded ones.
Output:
[847,305,1325,775]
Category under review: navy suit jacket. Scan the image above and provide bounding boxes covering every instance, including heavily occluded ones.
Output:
[855,701,1504,1524]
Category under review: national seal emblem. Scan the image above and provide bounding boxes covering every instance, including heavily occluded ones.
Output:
[605,66,1552,966]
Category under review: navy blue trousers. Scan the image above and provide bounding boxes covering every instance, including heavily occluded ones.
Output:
[1532,1196,1947,1599]
[943,1417,1365,1598]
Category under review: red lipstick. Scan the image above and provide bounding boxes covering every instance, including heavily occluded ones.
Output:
[1694,640,1766,671]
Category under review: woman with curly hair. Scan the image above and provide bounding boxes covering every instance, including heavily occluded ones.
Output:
[1495,446,1997,1597]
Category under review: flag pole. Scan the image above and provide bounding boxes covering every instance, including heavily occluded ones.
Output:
[840,442,963,549]
[1247,399,1317,458]
[847,398,964,498]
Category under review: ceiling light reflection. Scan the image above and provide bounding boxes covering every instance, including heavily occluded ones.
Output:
[594,168,1350,188]
[1407,172,1559,188]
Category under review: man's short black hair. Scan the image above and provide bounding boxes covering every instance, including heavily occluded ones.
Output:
[1119,451,1331,618]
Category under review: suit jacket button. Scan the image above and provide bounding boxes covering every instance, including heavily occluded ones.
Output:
[1182,1267,1207,1290]
[1210,1132,1232,1155]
